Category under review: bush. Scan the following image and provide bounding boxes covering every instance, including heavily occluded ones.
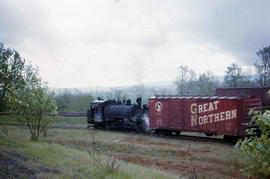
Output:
[237,109,270,178]
[6,64,57,141]
[0,42,25,112]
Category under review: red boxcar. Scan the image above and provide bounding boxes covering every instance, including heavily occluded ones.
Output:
[149,96,261,137]
[216,87,270,107]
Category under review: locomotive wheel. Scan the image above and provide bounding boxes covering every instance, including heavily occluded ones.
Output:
[93,123,98,129]
[135,128,143,133]
[135,120,147,133]
[94,123,105,129]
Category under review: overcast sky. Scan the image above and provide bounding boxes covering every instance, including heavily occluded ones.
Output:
[0,0,269,88]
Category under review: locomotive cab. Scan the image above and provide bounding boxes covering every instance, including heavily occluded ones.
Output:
[87,98,107,128]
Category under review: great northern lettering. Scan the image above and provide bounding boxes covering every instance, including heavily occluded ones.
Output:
[190,100,237,126]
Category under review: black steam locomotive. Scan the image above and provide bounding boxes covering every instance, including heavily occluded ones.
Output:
[87,97,149,132]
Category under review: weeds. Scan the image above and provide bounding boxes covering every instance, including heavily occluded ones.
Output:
[0,124,8,136]
[87,128,121,178]
[225,156,246,169]
[126,135,137,154]
[187,144,199,179]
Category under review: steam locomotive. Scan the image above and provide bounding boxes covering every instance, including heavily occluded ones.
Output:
[87,97,149,132]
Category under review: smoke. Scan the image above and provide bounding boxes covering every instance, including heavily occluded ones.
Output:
[142,113,150,132]
[130,56,145,84]
[130,48,153,84]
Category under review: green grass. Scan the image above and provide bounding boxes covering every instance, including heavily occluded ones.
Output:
[1,125,250,179]
[0,115,20,125]
[0,135,175,179]
[51,116,87,125]
[0,115,88,126]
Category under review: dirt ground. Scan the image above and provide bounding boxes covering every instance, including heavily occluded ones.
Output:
[111,135,254,179]
[0,150,60,178]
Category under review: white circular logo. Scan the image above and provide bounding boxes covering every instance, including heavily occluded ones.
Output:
[155,101,162,112]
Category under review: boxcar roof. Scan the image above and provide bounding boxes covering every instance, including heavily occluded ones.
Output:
[149,95,248,100]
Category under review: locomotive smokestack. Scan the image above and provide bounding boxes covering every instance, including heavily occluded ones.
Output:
[127,99,131,105]
[136,97,142,108]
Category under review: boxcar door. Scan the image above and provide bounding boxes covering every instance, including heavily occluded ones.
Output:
[169,98,182,130]
[149,97,170,130]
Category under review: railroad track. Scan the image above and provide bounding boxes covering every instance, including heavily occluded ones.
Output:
[86,126,236,145]
[1,123,237,144]
[160,133,235,144]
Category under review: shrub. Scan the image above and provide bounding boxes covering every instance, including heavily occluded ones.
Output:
[237,109,270,178]
[6,64,57,141]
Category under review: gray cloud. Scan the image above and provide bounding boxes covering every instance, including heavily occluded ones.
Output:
[0,1,54,48]
[171,0,270,64]
[0,0,269,87]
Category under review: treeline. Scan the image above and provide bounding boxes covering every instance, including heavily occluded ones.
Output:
[54,90,94,112]
[174,63,254,96]
[175,46,270,95]
[53,85,175,112]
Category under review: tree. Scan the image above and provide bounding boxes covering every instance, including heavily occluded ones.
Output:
[255,46,270,86]
[6,64,57,141]
[0,42,25,111]
[150,86,171,95]
[224,63,246,87]
[110,87,127,102]
[54,89,73,112]
[55,90,94,112]
[175,65,196,95]
[237,106,270,178]
[132,84,145,97]
[197,72,219,95]
[74,93,94,112]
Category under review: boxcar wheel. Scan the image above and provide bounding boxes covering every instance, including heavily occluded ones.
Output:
[175,131,181,136]
[224,135,238,143]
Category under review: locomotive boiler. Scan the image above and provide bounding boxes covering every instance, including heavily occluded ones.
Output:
[87,97,148,132]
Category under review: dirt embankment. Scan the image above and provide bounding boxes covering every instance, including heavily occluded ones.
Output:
[0,150,59,178]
